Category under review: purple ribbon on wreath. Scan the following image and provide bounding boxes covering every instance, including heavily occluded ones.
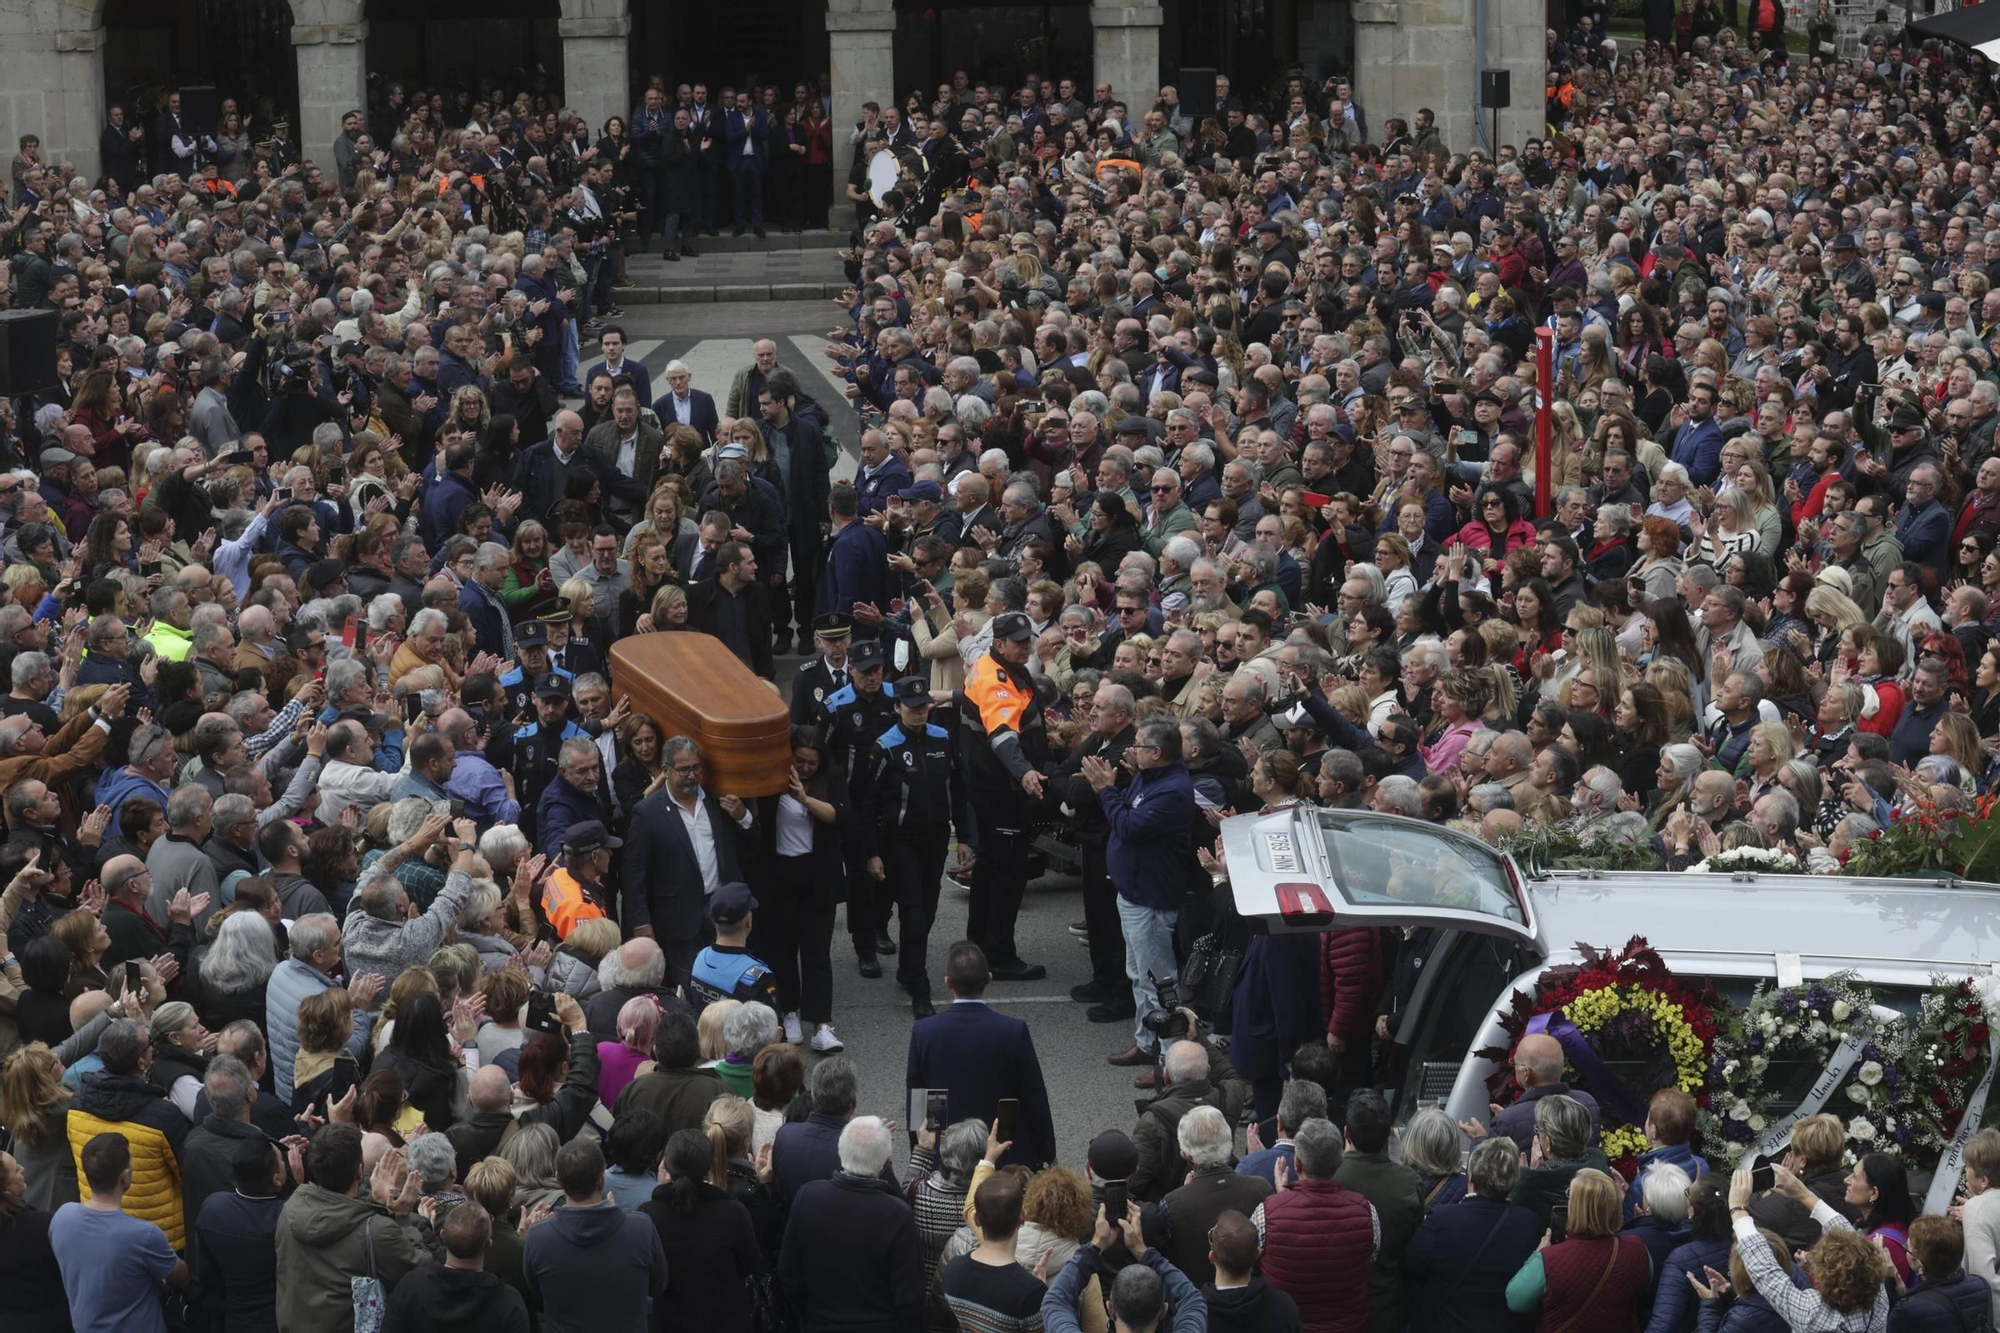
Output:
[1525,1012,1654,1128]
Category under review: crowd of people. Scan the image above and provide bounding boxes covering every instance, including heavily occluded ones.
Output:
[3,3,2000,1332]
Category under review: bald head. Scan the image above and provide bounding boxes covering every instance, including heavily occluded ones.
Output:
[469,1065,512,1112]
[1481,808,1525,845]
[1515,1032,1565,1088]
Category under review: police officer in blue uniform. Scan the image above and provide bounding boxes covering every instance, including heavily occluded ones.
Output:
[687,881,783,1010]
[789,612,853,726]
[857,676,962,1017]
[509,672,584,843]
[499,620,572,718]
[816,638,899,976]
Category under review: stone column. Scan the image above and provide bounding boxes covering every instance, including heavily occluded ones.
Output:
[1488,0,1545,152]
[48,25,109,185]
[0,0,108,185]
[828,0,895,216]
[291,18,368,169]
[1352,0,1540,159]
[1091,3,1164,111]
[560,0,630,135]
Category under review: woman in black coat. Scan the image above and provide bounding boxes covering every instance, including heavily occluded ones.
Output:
[0,1151,70,1333]
[1402,1137,1546,1333]
[1076,491,1141,573]
[756,730,847,1046]
[375,992,470,1131]
[640,1129,763,1333]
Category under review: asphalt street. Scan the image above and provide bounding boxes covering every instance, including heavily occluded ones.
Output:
[596,293,1156,1171]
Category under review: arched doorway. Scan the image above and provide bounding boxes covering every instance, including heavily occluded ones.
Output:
[102,0,299,135]
[364,0,563,97]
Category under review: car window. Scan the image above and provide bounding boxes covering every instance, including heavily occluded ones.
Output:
[1316,813,1526,927]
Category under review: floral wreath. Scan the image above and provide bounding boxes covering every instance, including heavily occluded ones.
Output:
[1688,847,1807,875]
[1909,976,1999,1154]
[1478,937,1727,1179]
[1697,973,1914,1163]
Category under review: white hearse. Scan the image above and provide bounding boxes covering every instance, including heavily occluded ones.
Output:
[1220,806,2000,1128]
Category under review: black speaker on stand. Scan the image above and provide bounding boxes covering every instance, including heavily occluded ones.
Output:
[1179,66,1218,122]
[1479,70,1511,151]
[0,309,59,397]
[181,84,218,133]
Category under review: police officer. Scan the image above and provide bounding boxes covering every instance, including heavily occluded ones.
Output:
[543,819,620,939]
[790,612,853,727]
[858,676,961,1017]
[688,881,783,1010]
[956,611,1049,981]
[817,638,900,976]
[499,620,570,718]
[510,672,584,842]
[543,609,604,680]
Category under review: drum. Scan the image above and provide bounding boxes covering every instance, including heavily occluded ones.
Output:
[867,148,901,207]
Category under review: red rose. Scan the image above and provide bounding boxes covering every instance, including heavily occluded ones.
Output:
[1975,1024,1992,1046]
[1934,1087,1951,1105]
[1948,1109,1966,1129]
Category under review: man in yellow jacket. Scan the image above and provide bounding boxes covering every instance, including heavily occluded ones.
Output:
[66,1017,190,1250]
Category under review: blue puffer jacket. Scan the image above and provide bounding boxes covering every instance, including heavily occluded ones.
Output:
[1695,1291,1789,1333]
[1887,1273,1991,1333]
[1647,1236,1733,1333]
[1098,758,1197,911]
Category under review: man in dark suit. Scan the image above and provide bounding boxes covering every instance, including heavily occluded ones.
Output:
[621,735,753,983]
[686,540,775,679]
[762,371,833,655]
[585,326,652,409]
[904,941,1057,1169]
[816,481,894,630]
[722,90,769,237]
[101,105,144,189]
[650,361,718,442]
[789,613,853,726]
[584,385,665,527]
[771,1055,897,1205]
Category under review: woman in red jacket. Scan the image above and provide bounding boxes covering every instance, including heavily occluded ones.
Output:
[1447,485,1539,582]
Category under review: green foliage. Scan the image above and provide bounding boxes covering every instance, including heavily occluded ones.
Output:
[1499,821,1661,873]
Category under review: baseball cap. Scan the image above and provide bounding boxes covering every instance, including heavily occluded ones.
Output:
[709,880,758,924]
[896,480,942,503]
[516,621,550,648]
[849,640,886,671]
[533,672,571,700]
[894,676,933,699]
[563,820,622,855]
[992,611,1034,642]
[303,559,346,591]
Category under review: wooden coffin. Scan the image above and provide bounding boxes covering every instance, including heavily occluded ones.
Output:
[609,633,793,797]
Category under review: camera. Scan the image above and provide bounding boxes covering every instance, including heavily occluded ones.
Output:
[1140,972,1186,1039]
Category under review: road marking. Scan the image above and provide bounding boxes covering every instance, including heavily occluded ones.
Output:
[624,339,662,365]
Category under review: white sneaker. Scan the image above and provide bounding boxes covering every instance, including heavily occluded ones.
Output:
[783,1012,804,1044]
[810,1023,844,1054]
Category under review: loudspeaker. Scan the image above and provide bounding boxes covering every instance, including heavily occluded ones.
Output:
[1479,70,1511,109]
[1179,67,1219,111]
[0,309,59,395]
[180,84,218,131]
